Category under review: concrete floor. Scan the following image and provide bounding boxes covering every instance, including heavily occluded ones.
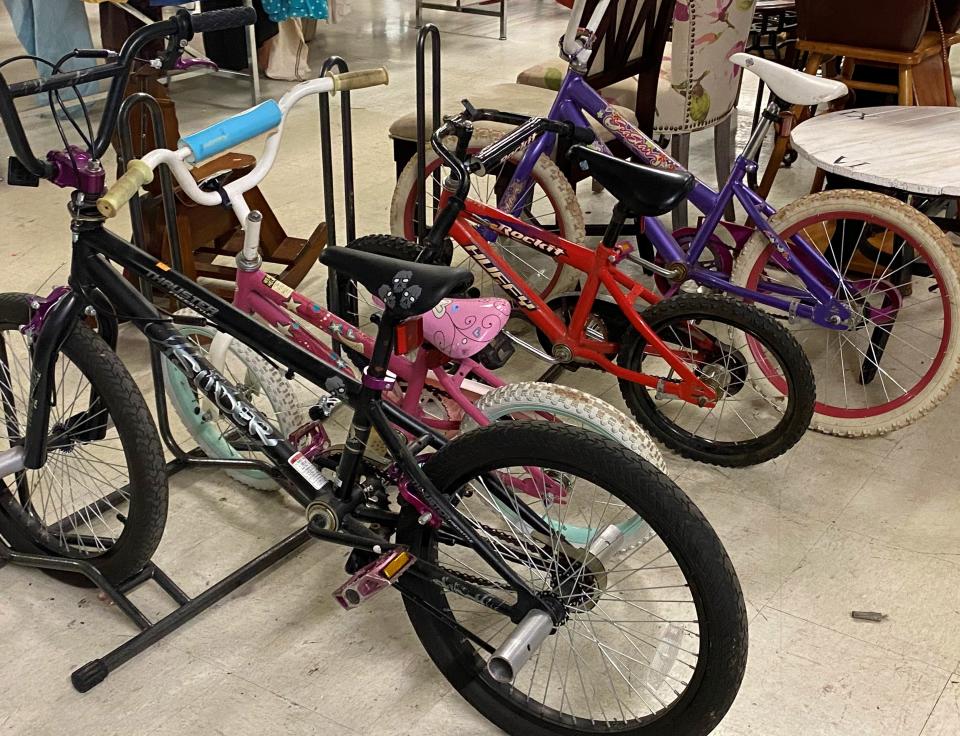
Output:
[2,2,960,735]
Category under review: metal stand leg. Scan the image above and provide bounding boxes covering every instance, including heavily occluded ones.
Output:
[70,527,313,692]
[713,115,736,221]
[500,0,507,40]
[318,56,358,329]
[415,26,442,245]
[536,364,566,383]
[670,134,691,230]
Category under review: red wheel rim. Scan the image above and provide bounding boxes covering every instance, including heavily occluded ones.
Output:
[745,210,951,420]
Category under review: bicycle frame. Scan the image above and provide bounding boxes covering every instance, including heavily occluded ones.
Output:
[0,5,569,678]
[499,68,855,328]
[231,267,507,430]
[446,194,717,404]
[17,212,552,620]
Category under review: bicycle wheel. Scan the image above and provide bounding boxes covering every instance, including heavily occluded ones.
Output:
[617,293,816,466]
[468,381,666,551]
[390,128,584,299]
[396,421,747,735]
[162,309,306,490]
[731,189,960,436]
[0,293,167,584]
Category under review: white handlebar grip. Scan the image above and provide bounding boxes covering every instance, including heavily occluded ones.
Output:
[97,160,154,218]
[328,68,389,93]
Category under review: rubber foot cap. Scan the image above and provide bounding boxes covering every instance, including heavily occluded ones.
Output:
[72,659,108,692]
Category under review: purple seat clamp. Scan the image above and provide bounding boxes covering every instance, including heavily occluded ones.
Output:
[362,367,397,391]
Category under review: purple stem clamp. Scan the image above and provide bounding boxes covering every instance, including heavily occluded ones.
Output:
[47,146,105,195]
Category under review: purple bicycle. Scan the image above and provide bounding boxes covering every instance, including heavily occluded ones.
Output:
[390,0,960,437]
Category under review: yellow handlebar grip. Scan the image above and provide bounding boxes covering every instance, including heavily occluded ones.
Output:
[328,68,389,93]
[97,160,154,219]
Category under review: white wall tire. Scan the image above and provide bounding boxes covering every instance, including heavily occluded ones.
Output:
[730,189,960,436]
[466,381,666,472]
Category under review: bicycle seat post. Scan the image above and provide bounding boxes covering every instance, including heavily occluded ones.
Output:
[742,96,790,163]
[237,210,263,271]
[601,202,631,249]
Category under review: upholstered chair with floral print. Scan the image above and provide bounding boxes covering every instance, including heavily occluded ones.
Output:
[516,0,758,227]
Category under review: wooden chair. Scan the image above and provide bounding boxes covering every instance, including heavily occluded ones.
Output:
[388,0,675,182]
[118,68,325,302]
[757,1,960,197]
[515,0,676,134]
[514,1,758,227]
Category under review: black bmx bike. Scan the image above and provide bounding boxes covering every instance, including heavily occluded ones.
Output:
[0,9,746,734]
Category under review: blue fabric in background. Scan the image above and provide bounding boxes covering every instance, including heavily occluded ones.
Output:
[261,0,328,22]
[2,0,98,101]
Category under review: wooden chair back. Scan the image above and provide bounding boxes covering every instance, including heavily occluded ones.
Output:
[577,0,677,132]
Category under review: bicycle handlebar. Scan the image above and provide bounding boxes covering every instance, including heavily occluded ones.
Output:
[0,7,255,180]
[96,67,389,219]
[191,6,258,33]
[432,105,595,181]
[421,106,594,251]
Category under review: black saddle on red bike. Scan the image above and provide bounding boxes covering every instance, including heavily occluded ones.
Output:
[320,247,473,320]
[568,145,695,217]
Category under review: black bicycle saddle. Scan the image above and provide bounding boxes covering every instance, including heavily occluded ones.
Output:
[568,145,696,217]
[320,247,474,320]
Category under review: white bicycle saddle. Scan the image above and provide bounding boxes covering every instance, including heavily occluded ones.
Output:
[730,53,848,106]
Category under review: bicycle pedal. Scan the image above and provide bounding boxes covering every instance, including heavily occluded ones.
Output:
[333,548,415,610]
[344,548,376,574]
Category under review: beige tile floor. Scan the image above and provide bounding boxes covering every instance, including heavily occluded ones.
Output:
[3,2,960,735]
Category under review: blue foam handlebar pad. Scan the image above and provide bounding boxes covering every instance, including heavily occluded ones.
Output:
[179,100,282,162]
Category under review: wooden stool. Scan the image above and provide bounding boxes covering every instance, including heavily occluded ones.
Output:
[758,30,960,197]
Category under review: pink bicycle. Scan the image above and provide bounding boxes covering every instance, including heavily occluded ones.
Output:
[151,77,661,492]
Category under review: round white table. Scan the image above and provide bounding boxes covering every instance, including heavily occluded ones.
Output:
[790,106,960,197]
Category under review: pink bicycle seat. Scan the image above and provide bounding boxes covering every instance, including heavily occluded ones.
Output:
[421,297,510,359]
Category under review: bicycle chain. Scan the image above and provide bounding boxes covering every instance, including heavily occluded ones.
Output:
[438,522,561,592]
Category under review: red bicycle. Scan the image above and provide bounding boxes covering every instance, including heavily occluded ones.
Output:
[338,107,816,466]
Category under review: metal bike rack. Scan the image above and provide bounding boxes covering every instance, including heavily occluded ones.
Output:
[415,25,442,245]
[0,59,363,692]
[318,56,359,321]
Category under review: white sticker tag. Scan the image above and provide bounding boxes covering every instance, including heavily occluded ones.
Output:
[288,451,327,490]
[263,274,294,299]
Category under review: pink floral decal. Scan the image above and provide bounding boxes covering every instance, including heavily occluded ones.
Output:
[674,0,689,21]
[708,0,736,29]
